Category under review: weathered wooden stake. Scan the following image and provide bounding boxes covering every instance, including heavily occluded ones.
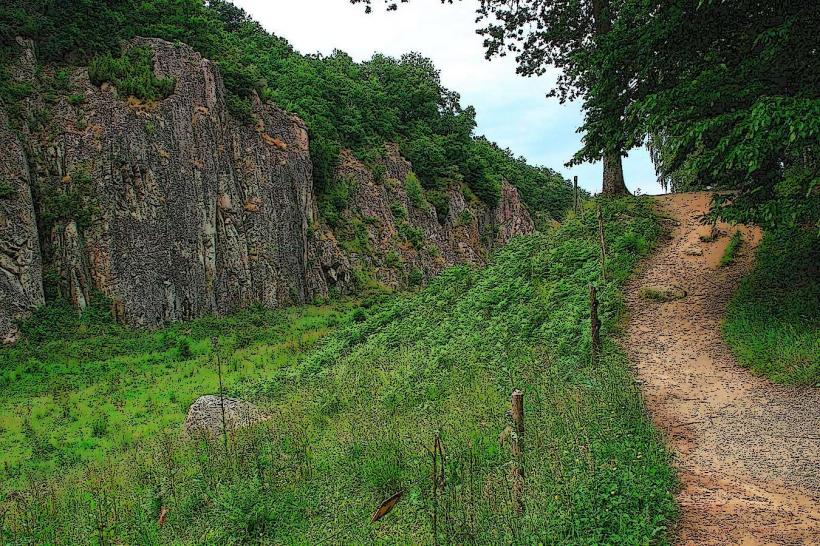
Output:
[573,176,579,214]
[597,204,608,280]
[510,389,525,514]
[589,284,602,360]
[212,336,228,452]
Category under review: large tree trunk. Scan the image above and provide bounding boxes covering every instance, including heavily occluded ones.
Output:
[602,151,629,196]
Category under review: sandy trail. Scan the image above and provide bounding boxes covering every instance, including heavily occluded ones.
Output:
[623,193,820,545]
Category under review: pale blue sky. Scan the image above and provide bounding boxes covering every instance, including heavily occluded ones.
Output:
[234,0,663,195]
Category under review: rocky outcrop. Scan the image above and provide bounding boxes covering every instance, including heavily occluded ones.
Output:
[0,37,533,339]
[325,145,534,288]
[0,108,44,343]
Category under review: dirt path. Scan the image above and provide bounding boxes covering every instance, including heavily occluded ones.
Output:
[623,193,820,545]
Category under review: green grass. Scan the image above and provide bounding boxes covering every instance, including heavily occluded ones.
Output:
[719,230,744,267]
[0,297,368,489]
[0,198,676,544]
[723,229,819,385]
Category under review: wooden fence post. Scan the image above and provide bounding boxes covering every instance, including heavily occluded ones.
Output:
[597,204,607,280]
[589,284,601,360]
[211,336,228,452]
[510,389,525,514]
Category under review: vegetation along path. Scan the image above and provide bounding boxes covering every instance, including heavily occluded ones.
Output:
[624,193,820,544]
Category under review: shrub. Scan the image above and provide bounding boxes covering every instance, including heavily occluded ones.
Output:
[318,176,355,228]
[404,172,425,208]
[408,267,423,286]
[384,250,403,269]
[719,231,743,267]
[389,201,406,220]
[397,221,423,249]
[425,190,450,223]
[0,180,15,199]
[176,338,193,360]
[88,46,175,102]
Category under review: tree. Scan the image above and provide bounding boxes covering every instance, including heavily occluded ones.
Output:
[351,0,632,196]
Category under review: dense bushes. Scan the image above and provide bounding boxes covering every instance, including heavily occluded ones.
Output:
[0,0,572,215]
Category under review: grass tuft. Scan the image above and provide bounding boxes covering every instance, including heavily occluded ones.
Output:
[719,231,743,267]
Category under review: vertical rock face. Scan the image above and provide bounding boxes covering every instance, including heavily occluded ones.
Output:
[0,37,534,338]
[0,109,44,343]
[23,38,322,327]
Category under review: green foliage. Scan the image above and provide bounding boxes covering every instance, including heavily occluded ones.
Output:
[425,189,450,223]
[719,231,744,268]
[724,229,819,385]
[389,201,406,221]
[0,179,15,199]
[396,221,423,249]
[317,176,355,229]
[35,165,97,234]
[66,92,84,105]
[407,267,423,286]
[0,197,674,543]
[384,249,402,269]
[88,46,175,102]
[403,171,425,208]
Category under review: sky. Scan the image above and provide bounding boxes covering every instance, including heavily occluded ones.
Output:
[233,0,663,195]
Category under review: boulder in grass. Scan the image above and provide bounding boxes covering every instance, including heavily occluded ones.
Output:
[639,284,688,302]
[184,395,268,437]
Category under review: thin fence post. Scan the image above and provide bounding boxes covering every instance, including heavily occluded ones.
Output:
[573,176,579,214]
[212,336,228,453]
[597,204,607,280]
[510,389,524,514]
[589,284,601,361]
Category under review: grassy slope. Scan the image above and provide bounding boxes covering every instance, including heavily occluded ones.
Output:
[723,229,819,385]
[1,198,676,544]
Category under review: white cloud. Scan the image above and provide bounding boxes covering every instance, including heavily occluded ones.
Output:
[233,0,662,195]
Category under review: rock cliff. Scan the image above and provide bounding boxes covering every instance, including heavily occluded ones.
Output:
[0,38,533,340]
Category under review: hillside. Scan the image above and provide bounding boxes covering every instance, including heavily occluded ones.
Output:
[0,197,677,544]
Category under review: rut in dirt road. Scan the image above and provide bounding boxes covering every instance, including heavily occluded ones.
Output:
[623,193,820,545]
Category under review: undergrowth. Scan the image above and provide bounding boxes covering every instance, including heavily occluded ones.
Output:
[723,229,819,385]
[0,197,677,544]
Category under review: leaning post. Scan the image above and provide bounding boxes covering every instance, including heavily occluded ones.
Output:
[589,284,602,361]
[510,389,525,514]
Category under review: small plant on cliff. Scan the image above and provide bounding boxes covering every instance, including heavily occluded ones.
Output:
[389,201,407,220]
[318,176,355,229]
[0,180,15,199]
[88,46,175,102]
[404,172,425,208]
[397,221,423,249]
[425,190,450,224]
